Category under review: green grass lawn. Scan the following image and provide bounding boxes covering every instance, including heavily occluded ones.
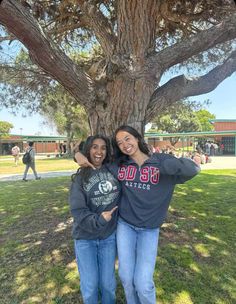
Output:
[0,157,78,175]
[0,170,236,304]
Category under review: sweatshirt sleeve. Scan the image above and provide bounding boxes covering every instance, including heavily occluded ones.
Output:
[69,175,108,234]
[29,148,35,160]
[160,155,201,183]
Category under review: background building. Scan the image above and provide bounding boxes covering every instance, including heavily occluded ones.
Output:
[146,119,236,156]
[0,134,67,155]
[210,119,236,155]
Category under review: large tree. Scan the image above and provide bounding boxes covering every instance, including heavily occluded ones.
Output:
[0,0,236,135]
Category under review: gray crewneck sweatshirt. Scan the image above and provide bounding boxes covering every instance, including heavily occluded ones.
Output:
[69,165,121,240]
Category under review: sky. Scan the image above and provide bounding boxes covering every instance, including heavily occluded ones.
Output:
[0,72,235,136]
[0,110,59,136]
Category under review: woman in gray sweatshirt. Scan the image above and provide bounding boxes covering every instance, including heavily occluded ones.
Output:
[69,135,121,304]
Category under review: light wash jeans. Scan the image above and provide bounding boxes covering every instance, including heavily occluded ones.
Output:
[117,218,159,304]
[74,231,116,304]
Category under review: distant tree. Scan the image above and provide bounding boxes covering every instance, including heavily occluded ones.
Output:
[0,121,13,157]
[0,120,13,137]
[195,109,216,131]
[1,1,236,135]
[150,100,202,145]
[41,86,90,154]
[0,50,90,152]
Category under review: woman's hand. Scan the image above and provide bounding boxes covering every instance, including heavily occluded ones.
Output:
[101,206,118,222]
[74,152,96,169]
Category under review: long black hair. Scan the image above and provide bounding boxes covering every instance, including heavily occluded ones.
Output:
[72,135,111,183]
[112,125,150,163]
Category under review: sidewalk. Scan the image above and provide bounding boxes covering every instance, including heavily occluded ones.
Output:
[0,170,76,182]
[0,156,236,182]
[200,156,236,170]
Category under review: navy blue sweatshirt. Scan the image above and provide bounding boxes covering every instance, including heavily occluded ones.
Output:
[69,165,121,240]
[109,153,200,229]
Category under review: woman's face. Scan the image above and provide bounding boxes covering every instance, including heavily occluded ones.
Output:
[116,131,139,156]
[89,138,107,168]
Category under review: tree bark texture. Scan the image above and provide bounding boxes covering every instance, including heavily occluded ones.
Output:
[1,0,236,135]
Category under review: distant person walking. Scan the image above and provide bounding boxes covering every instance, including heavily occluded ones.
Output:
[22,142,41,181]
[11,145,20,166]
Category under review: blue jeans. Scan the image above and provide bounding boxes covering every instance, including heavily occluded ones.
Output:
[74,231,116,304]
[117,218,159,304]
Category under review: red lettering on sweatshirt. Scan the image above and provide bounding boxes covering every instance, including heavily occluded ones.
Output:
[118,165,126,180]
[140,166,149,182]
[150,167,160,184]
[126,165,137,181]
[118,165,160,184]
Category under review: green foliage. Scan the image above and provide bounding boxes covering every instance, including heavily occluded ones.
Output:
[0,120,13,137]
[41,85,90,140]
[0,49,51,113]
[0,170,236,303]
[195,110,216,131]
[151,100,202,132]
[150,100,203,144]
[0,49,89,141]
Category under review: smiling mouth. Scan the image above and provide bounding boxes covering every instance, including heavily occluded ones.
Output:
[124,147,132,153]
[94,156,102,161]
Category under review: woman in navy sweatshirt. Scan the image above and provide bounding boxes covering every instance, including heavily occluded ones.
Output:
[75,126,200,304]
[69,135,120,304]
[112,125,200,304]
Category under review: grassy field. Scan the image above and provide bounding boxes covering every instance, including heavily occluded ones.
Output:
[0,157,78,175]
[0,170,236,304]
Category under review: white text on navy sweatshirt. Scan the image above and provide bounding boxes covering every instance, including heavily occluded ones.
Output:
[69,165,121,240]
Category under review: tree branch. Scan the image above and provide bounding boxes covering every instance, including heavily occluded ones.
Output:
[146,50,236,122]
[78,0,116,57]
[0,0,96,109]
[0,34,15,42]
[0,64,49,76]
[148,11,236,74]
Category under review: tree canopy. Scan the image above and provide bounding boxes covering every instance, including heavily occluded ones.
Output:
[0,120,13,137]
[41,85,90,152]
[149,99,205,145]
[195,109,216,131]
[0,0,236,135]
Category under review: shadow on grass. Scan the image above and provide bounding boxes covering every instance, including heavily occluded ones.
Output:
[0,171,236,303]
[157,170,236,304]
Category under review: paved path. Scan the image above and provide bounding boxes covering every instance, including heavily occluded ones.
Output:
[200,156,236,170]
[0,170,75,182]
[0,156,236,182]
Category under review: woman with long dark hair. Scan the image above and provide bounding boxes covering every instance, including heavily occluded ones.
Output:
[75,126,200,304]
[70,135,120,304]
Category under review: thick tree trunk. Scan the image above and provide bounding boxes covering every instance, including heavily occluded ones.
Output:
[88,75,156,136]
[87,0,158,136]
